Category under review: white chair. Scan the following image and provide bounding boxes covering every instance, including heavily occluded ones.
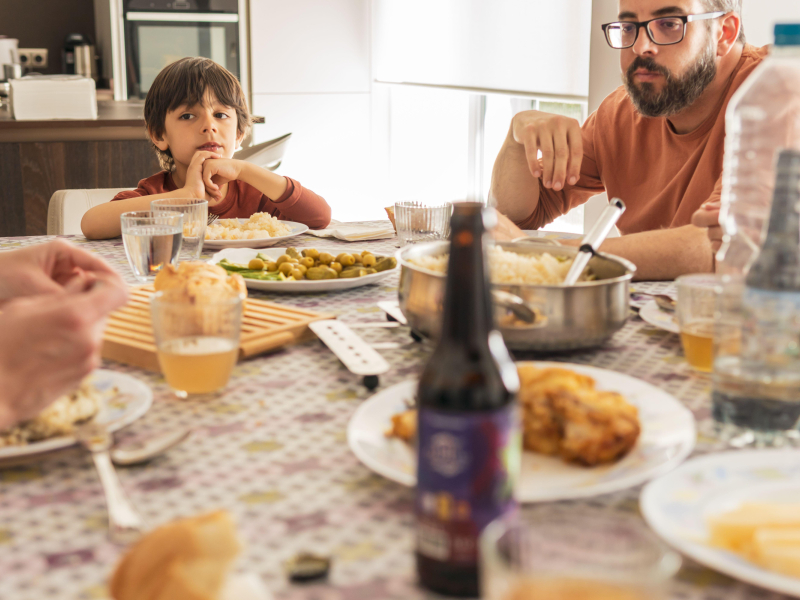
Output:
[233,132,291,171]
[47,188,130,235]
[46,133,294,235]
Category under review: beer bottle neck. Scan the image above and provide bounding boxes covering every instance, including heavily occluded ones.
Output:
[439,218,494,345]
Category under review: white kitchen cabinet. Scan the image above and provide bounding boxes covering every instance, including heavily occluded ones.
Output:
[249,0,371,95]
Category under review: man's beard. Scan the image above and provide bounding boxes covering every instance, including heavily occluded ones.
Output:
[623,40,717,118]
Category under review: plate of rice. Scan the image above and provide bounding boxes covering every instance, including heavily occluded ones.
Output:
[204,214,309,249]
[0,370,152,460]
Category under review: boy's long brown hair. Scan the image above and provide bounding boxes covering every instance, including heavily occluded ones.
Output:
[144,57,251,172]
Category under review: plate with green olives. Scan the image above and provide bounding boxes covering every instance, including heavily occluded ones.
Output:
[210,247,399,292]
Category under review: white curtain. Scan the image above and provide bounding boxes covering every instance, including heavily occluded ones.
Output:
[373,0,592,97]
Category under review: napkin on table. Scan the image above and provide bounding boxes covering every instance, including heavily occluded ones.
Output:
[306,220,395,242]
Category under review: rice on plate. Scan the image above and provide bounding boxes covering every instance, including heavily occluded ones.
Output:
[409,246,583,285]
[0,378,101,446]
[206,212,291,241]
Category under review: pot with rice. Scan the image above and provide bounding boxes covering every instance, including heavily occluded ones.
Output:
[397,241,635,351]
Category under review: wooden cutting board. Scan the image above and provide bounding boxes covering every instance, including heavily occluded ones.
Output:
[102,285,335,372]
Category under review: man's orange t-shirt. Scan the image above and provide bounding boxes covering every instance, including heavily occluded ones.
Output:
[517,44,769,234]
[112,173,331,230]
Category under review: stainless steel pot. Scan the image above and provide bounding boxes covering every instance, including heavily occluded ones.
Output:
[397,241,636,351]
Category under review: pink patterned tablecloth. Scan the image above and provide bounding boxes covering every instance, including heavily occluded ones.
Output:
[0,226,789,600]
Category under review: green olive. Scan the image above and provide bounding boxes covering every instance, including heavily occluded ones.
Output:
[295,264,308,275]
[336,253,355,266]
[279,262,294,275]
[290,268,305,280]
[306,266,338,280]
[318,252,335,265]
[361,254,376,268]
[265,261,279,272]
[374,257,397,272]
[339,268,368,278]
[330,261,343,274]
[363,267,377,275]
[248,258,266,270]
[302,248,320,259]
[276,254,292,266]
[300,257,315,268]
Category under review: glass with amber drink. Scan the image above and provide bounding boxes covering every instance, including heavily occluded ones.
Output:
[676,274,720,372]
[480,511,680,600]
[151,289,242,398]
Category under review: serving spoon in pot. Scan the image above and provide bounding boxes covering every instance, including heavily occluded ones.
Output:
[562,198,626,286]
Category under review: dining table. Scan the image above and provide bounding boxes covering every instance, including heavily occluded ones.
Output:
[0,223,793,600]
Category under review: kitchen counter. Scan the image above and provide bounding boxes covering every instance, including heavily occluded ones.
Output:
[0,99,159,236]
[0,100,148,142]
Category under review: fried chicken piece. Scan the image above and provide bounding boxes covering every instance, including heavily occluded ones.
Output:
[386,409,417,442]
[518,365,640,466]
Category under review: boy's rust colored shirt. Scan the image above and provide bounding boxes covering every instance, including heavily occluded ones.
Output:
[517,44,769,235]
[113,173,331,229]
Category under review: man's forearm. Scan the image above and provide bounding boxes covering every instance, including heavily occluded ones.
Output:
[563,225,714,281]
[489,130,540,224]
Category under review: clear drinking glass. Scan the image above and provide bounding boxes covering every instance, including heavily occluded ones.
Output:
[676,274,720,373]
[120,211,184,283]
[150,289,242,399]
[480,511,680,600]
[394,201,453,246]
[150,198,208,261]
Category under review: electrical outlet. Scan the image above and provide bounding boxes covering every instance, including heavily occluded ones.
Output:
[18,48,48,70]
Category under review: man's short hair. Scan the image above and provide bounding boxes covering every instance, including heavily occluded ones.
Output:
[702,0,746,44]
[144,57,251,172]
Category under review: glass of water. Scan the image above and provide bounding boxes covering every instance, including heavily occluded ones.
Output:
[394,201,453,246]
[120,211,184,283]
[150,198,208,261]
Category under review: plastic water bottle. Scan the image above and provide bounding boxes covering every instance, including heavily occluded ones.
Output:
[713,150,800,435]
[717,24,800,274]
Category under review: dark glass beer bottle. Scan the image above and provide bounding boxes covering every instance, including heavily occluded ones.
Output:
[415,202,521,597]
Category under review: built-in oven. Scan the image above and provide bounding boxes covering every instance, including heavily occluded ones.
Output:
[118,0,247,100]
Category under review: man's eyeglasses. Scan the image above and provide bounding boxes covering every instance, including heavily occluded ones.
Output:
[602,12,725,49]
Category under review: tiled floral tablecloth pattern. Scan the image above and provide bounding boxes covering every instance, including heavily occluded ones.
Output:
[0,227,791,600]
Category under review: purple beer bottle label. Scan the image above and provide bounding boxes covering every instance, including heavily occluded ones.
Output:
[415,405,520,564]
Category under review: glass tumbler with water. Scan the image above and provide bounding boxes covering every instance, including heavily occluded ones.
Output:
[394,201,452,245]
[121,211,183,283]
[480,511,680,600]
[151,289,242,398]
[150,198,208,261]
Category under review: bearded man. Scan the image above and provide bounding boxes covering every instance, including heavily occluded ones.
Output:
[490,0,761,280]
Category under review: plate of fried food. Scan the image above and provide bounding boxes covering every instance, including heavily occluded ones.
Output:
[0,370,152,460]
[203,213,309,249]
[210,247,398,292]
[347,362,696,502]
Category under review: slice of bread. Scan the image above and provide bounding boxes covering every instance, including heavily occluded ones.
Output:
[154,262,247,305]
[110,511,241,600]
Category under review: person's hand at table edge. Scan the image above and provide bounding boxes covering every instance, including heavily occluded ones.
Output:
[0,239,127,304]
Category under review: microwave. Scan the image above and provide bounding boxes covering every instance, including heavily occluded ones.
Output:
[109,0,248,100]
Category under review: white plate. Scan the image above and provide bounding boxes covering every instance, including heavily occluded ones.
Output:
[347,361,696,502]
[203,220,309,249]
[0,370,153,460]
[639,299,680,334]
[641,450,800,598]
[209,247,397,293]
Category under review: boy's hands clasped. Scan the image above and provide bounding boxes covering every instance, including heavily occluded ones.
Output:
[182,150,247,204]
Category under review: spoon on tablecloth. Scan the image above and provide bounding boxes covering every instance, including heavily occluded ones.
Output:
[110,429,191,466]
